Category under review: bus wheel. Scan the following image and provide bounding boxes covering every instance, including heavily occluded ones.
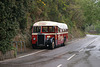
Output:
[63,41,65,46]
[50,40,55,49]
[62,37,66,46]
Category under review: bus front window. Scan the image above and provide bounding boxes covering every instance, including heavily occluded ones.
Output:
[33,26,41,33]
[49,26,55,32]
[42,27,48,32]
[42,26,55,33]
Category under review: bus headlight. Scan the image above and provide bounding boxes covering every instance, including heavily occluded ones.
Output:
[33,38,36,40]
[47,36,50,38]
[47,36,50,40]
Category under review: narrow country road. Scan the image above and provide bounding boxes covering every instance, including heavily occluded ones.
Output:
[0,35,100,67]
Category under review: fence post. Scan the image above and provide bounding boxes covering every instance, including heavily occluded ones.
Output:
[11,41,26,56]
[23,41,26,52]
[20,41,22,53]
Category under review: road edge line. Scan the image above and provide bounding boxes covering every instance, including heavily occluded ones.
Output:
[17,50,45,59]
[0,50,45,63]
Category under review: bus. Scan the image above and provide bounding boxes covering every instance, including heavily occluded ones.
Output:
[32,21,68,49]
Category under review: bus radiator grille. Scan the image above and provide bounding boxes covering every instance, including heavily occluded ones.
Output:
[37,34,45,46]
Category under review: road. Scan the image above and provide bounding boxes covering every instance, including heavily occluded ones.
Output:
[0,35,100,67]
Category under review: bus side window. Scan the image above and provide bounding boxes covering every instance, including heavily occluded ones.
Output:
[58,28,60,32]
[55,26,57,33]
[60,29,61,32]
[66,29,68,32]
[64,29,65,32]
[52,26,55,32]
[63,29,64,32]
[60,29,62,32]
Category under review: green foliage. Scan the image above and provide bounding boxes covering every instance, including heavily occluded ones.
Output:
[78,0,100,33]
[0,0,30,53]
[94,21,100,33]
[95,24,100,33]
[77,0,100,25]
[1,0,99,53]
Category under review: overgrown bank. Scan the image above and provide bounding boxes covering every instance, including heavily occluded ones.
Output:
[1,0,99,54]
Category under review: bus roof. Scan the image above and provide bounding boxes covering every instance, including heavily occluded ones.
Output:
[33,21,68,29]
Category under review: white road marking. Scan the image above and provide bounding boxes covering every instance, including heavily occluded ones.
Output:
[0,50,45,63]
[67,54,76,61]
[79,39,96,52]
[79,49,84,52]
[67,37,97,61]
[67,38,97,61]
[57,64,62,67]
[18,50,45,59]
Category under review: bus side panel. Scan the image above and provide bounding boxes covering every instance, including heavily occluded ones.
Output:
[57,33,64,45]
[66,33,68,42]
[57,32,68,45]
[55,34,58,46]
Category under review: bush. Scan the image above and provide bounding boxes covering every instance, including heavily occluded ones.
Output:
[0,0,29,53]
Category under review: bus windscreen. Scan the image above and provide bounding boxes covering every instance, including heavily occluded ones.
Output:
[33,26,41,33]
[42,26,55,33]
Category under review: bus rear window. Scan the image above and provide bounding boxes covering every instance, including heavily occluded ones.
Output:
[33,26,41,33]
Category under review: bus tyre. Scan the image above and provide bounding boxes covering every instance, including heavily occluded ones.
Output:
[50,40,55,49]
[62,37,66,46]
[63,41,65,46]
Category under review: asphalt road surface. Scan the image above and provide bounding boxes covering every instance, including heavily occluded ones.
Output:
[0,35,100,67]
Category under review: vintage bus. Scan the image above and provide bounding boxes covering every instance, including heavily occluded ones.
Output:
[32,21,68,49]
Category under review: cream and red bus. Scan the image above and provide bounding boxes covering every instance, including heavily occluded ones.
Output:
[32,21,68,49]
